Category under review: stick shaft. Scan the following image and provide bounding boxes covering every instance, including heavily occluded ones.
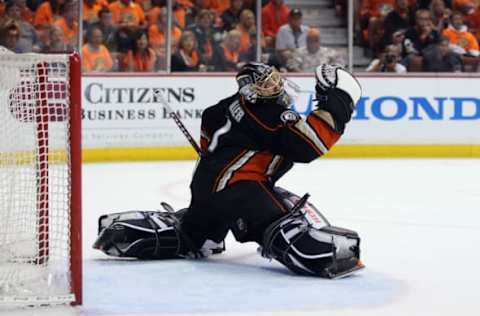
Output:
[155,91,202,155]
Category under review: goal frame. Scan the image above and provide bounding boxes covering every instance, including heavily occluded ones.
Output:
[0,51,83,306]
[68,52,82,306]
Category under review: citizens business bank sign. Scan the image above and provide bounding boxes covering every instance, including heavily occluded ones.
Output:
[81,75,479,150]
[82,76,237,148]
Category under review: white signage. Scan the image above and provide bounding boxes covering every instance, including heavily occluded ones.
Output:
[81,75,480,150]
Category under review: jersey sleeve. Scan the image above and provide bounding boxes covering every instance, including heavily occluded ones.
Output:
[279,110,341,162]
[238,98,341,163]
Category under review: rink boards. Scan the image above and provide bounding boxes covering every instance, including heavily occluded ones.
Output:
[81,74,480,161]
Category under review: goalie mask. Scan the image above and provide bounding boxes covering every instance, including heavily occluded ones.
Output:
[236,62,285,103]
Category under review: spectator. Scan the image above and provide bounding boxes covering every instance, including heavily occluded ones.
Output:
[262,0,289,48]
[0,19,21,52]
[383,0,415,43]
[171,30,206,71]
[5,2,39,52]
[89,8,117,51]
[148,6,182,66]
[186,9,222,66]
[34,0,67,27]
[366,44,407,72]
[221,0,243,31]
[403,10,441,56]
[12,0,34,24]
[212,29,242,71]
[146,0,190,29]
[239,29,282,69]
[109,0,145,28]
[443,11,479,56]
[388,28,407,56]
[83,0,103,27]
[82,26,114,72]
[239,28,257,63]
[185,0,211,27]
[236,9,255,54]
[430,0,452,31]
[172,0,192,29]
[54,1,78,50]
[359,0,395,49]
[422,36,463,71]
[120,28,157,71]
[45,24,68,52]
[148,7,182,50]
[288,28,346,72]
[275,9,309,52]
[114,26,134,54]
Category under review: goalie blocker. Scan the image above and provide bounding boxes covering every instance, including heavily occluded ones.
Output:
[93,188,363,279]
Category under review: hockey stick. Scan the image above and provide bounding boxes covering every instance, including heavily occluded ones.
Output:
[290,193,310,214]
[154,89,203,156]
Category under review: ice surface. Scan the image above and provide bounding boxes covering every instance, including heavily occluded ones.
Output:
[2,159,480,316]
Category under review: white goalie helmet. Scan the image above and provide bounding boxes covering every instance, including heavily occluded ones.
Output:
[236,62,285,101]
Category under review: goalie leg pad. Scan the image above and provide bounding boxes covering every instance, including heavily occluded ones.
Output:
[261,208,363,278]
[93,210,187,259]
[93,209,225,259]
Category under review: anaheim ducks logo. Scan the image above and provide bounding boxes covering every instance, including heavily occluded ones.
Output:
[280,110,300,124]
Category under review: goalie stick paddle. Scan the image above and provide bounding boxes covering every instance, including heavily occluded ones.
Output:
[154,89,203,156]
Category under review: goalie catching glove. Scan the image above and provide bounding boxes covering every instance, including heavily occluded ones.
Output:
[92,204,225,259]
[314,64,362,134]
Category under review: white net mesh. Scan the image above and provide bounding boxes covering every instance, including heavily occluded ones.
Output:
[0,52,74,305]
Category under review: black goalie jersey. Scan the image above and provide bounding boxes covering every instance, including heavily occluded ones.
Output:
[182,93,343,246]
[192,93,341,196]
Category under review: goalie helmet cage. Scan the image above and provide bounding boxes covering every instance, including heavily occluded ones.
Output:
[0,51,82,306]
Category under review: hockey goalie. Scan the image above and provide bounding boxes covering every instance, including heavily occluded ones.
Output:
[93,63,365,278]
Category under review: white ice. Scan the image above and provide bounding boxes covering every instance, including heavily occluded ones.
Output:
[4,158,480,316]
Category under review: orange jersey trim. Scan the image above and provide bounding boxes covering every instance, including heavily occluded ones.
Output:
[306,113,341,149]
[213,149,249,193]
[227,151,274,186]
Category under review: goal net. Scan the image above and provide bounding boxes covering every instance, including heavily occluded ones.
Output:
[0,50,82,306]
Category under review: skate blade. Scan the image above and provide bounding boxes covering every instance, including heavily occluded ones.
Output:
[330,260,365,279]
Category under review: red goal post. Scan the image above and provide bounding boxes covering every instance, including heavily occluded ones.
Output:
[0,51,82,306]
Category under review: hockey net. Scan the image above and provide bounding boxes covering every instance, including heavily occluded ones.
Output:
[0,50,82,306]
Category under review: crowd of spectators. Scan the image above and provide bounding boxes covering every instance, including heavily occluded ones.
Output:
[0,0,80,54]
[358,0,480,72]
[0,0,348,73]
